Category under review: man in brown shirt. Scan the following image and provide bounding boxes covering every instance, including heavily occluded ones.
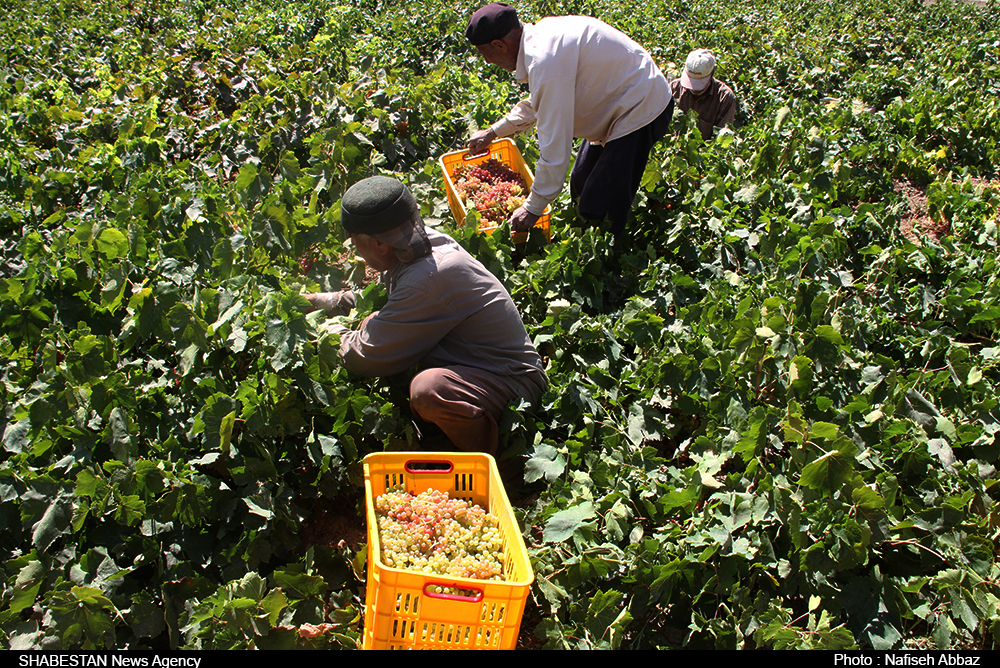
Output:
[669,49,737,140]
[305,176,548,454]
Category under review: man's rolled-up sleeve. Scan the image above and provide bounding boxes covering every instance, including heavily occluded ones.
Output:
[338,284,461,378]
[491,99,537,138]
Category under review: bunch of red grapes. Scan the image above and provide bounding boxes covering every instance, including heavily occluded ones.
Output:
[298,251,315,275]
[375,486,506,582]
[298,244,321,275]
[453,158,528,227]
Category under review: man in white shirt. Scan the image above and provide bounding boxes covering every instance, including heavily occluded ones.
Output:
[466,2,673,245]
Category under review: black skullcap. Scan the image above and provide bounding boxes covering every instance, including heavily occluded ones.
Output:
[466,3,519,45]
[340,176,419,234]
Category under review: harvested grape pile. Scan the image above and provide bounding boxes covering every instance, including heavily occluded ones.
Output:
[374,486,506,581]
[453,158,528,227]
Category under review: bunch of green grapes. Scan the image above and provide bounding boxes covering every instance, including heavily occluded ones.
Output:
[375,486,506,581]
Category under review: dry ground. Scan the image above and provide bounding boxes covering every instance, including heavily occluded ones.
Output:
[895,176,1000,244]
[925,0,994,6]
[895,177,950,243]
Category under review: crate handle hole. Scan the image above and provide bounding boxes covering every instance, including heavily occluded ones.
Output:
[463,149,491,161]
[405,460,454,474]
[424,583,484,602]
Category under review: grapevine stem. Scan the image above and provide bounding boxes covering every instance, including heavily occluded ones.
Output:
[881,538,947,564]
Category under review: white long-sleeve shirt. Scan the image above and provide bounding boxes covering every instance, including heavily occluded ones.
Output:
[490,17,671,215]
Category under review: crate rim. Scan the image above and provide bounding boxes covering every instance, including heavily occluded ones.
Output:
[363,450,535,588]
[438,138,552,242]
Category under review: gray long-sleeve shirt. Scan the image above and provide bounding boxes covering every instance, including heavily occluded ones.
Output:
[325,228,547,398]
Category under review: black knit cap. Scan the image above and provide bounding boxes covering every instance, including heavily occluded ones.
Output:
[465,3,519,45]
[340,176,419,234]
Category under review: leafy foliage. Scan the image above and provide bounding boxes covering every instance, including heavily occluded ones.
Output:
[2,0,999,651]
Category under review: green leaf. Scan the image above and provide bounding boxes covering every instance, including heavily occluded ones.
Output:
[244,492,274,520]
[585,590,629,649]
[9,561,45,616]
[799,450,854,494]
[260,588,288,626]
[627,402,664,446]
[271,571,328,600]
[525,444,566,483]
[128,597,166,639]
[3,419,31,453]
[927,438,957,472]
[106,407,136,464]
[934,416,957,441]
[851,486,885,510]
[236,162,259,197]
[789,355,814,395]
[219,410,236,455]
[950,588,979,632]
[32,497,73,551]
[660,482,701,512]
[46,585,118,649]
[543,502,596,543]
[605,498,631,542]
[96,228,128,259]
[898,389,941,429]
[113,494,146,526]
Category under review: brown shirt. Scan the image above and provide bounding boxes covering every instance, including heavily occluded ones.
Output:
[322,229,548,399]
[669,78,737,140]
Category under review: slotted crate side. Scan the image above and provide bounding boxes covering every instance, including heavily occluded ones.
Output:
[439,138,551,242]
[362,452,533,650]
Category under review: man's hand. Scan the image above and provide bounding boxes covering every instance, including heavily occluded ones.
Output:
[468,128,497,156]
[509,206,540,233]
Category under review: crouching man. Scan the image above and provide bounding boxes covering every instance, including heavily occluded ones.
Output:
[306,175,548,454]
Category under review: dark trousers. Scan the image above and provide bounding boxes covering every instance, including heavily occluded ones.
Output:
[570,99,674,242]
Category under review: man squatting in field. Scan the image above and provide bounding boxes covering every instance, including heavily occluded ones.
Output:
[466,2,674,246]
[304,176,548,454]
[669,48,738,140]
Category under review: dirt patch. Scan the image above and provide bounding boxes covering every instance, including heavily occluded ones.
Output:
[336,249,381,285]
[299,495,367,551]
[894,177,950,243]
[516,597,546,649]
[895,176,1000,244]
[924,0,993,6]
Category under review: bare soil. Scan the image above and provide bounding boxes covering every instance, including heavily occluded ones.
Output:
[895,176,1000,244]
[894,177,950,243]
[336,249,381,285]
[924,0,993,6]
[299,495,367,551]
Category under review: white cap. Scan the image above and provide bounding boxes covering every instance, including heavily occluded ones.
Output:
[680,49,716,92]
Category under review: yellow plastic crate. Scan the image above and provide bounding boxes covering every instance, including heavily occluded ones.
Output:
[362,452,534,650]
[439,138,552,243]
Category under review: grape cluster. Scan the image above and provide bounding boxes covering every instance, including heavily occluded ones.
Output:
[298,252,315,274]
[298,245,319,274]
[453,159,527,228]
[375,486,506,581]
